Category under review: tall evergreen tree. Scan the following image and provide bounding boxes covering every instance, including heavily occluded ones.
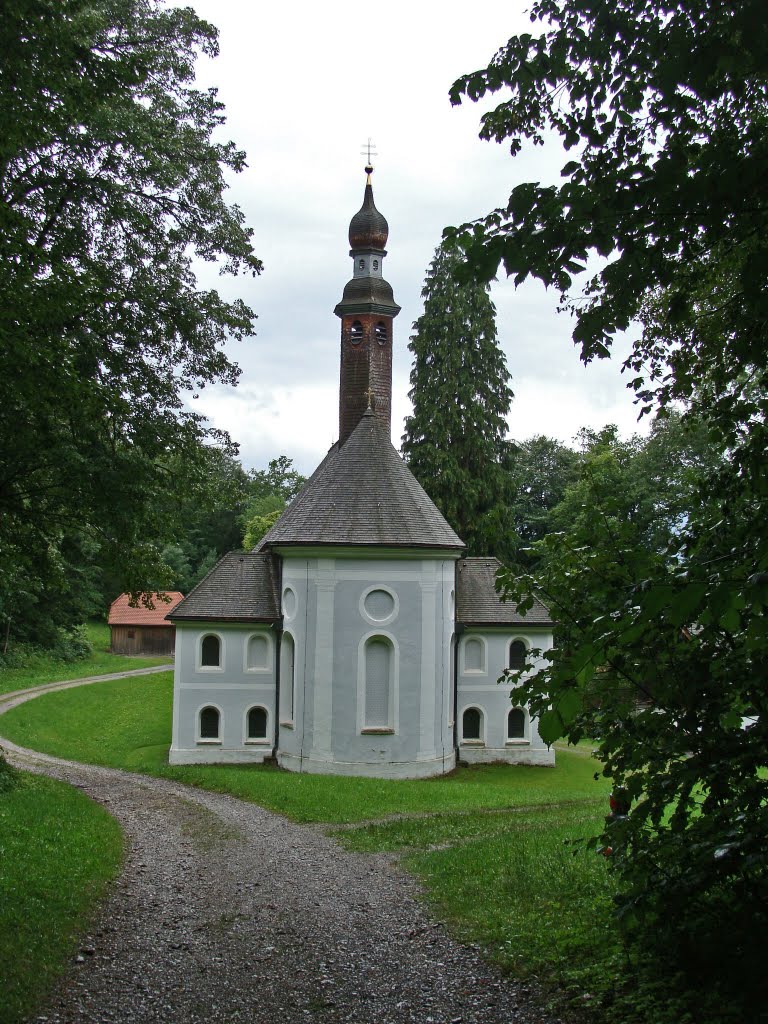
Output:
[402,246,513,554]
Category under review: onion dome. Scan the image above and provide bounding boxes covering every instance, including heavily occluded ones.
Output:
[348,165,389,250]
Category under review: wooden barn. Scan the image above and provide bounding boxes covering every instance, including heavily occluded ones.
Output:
[108,592,184,656]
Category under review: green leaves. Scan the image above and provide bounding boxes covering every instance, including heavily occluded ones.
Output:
[0,0,260,640]
[401,244,514,557]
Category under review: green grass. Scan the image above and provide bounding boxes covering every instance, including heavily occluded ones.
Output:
[0,621,172,695]
[0,773,124,1024]
[0,671,624,1021]
[0,672,610,823]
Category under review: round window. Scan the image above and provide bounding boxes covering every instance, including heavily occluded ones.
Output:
[363,588,395,621]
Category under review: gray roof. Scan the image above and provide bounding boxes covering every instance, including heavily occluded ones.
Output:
[258,409,464,550]
[456,557,553,627]
[167,552,280,622]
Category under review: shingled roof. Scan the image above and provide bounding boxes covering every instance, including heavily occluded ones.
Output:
[456,557,553,627]
[258,409,464,550]
[167,552,280,623]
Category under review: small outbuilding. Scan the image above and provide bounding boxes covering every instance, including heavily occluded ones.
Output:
[108,592,184,656]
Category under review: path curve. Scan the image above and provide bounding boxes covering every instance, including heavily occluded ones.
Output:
[1,672,559,1024]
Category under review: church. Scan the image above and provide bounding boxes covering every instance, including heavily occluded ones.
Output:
[167,168,555,777]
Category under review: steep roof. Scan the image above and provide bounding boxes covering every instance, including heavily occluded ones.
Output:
[166,552,280,623]
[108,592,184,627]
[258,409,464,550]
[456,557,553,627]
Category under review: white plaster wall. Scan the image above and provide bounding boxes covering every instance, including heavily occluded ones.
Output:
[456,628,555,767]
[276,554,458,778]
[169,623,277,764]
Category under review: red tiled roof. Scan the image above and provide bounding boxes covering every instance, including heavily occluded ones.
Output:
[108,592,184,627]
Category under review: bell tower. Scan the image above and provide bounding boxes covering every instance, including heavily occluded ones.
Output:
[334,165,401,445]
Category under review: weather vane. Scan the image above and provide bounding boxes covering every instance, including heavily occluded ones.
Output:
[361,137,378,169]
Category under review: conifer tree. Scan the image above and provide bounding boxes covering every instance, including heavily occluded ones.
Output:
[402,246,513,554]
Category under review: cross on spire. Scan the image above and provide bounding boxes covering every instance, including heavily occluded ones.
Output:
[364,386,376,410]
[361,137,378,177]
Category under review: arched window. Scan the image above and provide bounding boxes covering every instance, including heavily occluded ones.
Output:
[199,706,220,740]
[374,321,387,344]
[364,637,392,729]
[462,707,482,741]
[247,706,268,740]
[246,634,269,670]
[350,320,363,344]
[280,633,295,723]
[372,259,379,271]
[463,636,484,673]
[201,634,221,667]
[358,258,365,271]
[508,708,526,740]
[509,640,527,671]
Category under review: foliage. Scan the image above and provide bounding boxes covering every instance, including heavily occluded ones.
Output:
[450,1,768,1015]
[0,620,169,696]
[402,245,514,555]
[0,772,123,1024]
[0,0,260,646]
[240,457,306,551]
[505,434,580,565]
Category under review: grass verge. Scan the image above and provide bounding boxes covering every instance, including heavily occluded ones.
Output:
[0,672,609,823]
[0,672,624,1020]
[0,773,123,1024]
[0,621,171,696]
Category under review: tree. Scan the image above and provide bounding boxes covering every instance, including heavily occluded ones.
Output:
[505,434,579,564]
[0,0,261,645]
[240,457,306,550]
[449,1,768,1015]
[401,245,514,555]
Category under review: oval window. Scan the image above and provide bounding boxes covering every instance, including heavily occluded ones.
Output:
[350,320,363,344]
[374,322,387,345]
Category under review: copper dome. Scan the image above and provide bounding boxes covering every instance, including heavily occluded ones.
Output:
[348,179,389,250]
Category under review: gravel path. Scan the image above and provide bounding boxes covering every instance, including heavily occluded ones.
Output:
[2,678,560,1024]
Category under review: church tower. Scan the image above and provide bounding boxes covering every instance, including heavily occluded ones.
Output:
[334,165,401,445]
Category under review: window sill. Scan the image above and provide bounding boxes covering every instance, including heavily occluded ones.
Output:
[245,738,271,745]
[280,721,294,729]
[361,727,394,735]
[197,739,221,745]
[197,666,224,673]
[245,667,272,674]
[506,739,530,746]
[460,739,484,746]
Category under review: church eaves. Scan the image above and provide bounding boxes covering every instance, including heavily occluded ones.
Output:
[167,551,280,622]
[456,557,553,626]
[258,408,464,551]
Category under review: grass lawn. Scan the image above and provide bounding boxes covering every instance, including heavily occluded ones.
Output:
[0,672,610,821]
[0,621,172,695]
[0,672,629,1021]
[0,772,123,1024]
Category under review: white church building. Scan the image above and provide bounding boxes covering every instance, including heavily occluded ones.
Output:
[167,168,555,778]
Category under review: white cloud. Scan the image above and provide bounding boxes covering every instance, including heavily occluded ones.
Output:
[184,0,644,472]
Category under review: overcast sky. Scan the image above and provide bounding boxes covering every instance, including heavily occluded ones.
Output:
[186,0,645,476]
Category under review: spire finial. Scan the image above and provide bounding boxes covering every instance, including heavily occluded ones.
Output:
[361,137,377,182]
